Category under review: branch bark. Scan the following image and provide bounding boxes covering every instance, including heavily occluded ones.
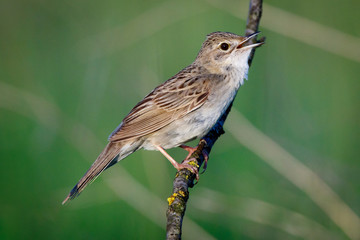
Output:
[166,1,264,239]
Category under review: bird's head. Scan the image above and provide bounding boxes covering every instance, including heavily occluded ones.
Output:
[196,32,263,74]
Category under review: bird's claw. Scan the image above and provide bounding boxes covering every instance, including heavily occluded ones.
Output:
[200,150,209,174]
[176,158,199,180]
[180,145,209,174]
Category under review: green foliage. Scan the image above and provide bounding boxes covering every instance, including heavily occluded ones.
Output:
[1,0,359,239]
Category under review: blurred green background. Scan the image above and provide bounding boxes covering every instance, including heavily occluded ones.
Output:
[1,0,359,239]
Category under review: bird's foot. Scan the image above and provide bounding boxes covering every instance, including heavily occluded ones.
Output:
[180,144,209,173]
[201,150,209,173]
[175,158,199,180]
[179,145,197,160]
[156,145,199,180]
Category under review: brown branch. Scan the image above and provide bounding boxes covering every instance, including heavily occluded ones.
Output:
[166,1,264,239]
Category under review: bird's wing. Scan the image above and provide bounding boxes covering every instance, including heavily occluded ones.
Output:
[108,75,212,142]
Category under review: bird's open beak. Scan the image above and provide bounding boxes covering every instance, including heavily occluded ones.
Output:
[237,32,264,50]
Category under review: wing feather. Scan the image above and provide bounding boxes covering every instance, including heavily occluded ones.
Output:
[108,75,211,142]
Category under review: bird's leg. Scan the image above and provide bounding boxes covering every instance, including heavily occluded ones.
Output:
[179,145,197,160]
[180,145,209,173]
[156,145,199,179]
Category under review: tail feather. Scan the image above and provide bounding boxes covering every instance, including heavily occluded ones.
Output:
[62,142,123,205]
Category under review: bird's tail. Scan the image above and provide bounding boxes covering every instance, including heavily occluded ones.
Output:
[62,141,138,205]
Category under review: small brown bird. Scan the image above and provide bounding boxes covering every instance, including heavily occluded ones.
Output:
[63,31,263,204]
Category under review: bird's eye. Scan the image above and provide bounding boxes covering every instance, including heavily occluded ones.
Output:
[220,43,229,51]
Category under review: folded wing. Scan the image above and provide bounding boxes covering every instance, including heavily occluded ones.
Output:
[109,75,212,142]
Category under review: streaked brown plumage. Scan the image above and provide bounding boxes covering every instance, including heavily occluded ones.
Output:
[62,32,262,204]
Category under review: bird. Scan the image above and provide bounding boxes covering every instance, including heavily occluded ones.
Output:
[62,31,263,204]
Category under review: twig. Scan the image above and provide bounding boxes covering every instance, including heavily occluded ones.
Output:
[166,0,264,239]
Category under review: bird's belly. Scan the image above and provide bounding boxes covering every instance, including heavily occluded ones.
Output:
[141,115,208,150]
[142,84,237,150]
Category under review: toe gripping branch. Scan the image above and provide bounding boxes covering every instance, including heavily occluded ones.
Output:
[179,139,209,186]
